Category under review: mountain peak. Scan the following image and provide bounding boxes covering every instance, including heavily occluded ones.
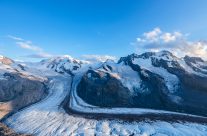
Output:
[0,55,14,65]
[0,55,4,59]
[118,50,176,64]
[156,50,174,56]
[58,55,74,60]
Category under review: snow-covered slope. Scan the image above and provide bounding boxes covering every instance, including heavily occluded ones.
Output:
[38,55,90,76]
[96,60,142,94]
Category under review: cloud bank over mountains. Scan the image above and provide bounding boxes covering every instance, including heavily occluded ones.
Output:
[6,27,207,62]
[133,27,207,59]
[8,35,52,59]
[81,54,116,62]
[7,35,117,62]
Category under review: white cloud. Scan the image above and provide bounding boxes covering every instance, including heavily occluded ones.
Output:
[16,41,42,52]
[24,53,52,59]
[176,40,207,57]
[143,27,161,42]
[82,55,117,62]
[134,27,207,59]
[7,35,24,41]
[8,35,52,59]
[160,32,182,43]
[137,28,183,45]
[8,35,42,52]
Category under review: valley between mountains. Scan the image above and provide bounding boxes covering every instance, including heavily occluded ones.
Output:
[1,51,207,136]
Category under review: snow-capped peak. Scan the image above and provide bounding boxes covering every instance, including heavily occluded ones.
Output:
[0,55,4,59]
[57,55,74,60]
[38,55,93,76]
[0,55,14,65]
[118,50,177,65]
[154,50,178,61]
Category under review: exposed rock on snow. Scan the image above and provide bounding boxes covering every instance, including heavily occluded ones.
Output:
[77,69,132,107]
[0,55,14,65]
[39,55,88,76]
[0,123,31,136]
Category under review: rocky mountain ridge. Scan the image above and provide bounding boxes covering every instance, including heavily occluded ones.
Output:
[76,51,207,116]
[0,56,48,120]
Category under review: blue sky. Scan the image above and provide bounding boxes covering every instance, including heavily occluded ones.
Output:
[1,0,207,61]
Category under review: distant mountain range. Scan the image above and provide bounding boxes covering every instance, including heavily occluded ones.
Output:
[1,51,207,117]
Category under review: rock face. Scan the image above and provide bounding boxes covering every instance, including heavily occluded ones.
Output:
[0,73,46,101]
[77,51,207,116]
[0,72,47,119]
[0,56,14,65]
[77,70,131,107]
[0,56,48,119]
[0,123,31,136]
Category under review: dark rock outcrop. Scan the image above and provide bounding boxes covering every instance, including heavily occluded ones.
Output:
[77,70,131,107]
[77,67,174,109]
[0,123,31,136]
[0,72,47,119]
